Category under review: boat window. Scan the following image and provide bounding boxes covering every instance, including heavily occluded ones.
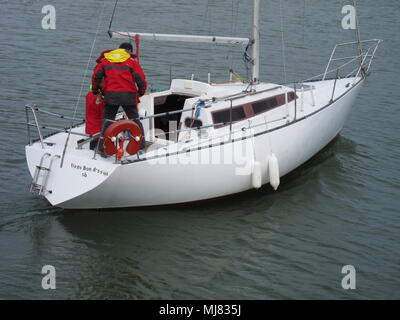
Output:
[184,117,203,129]
[251,92,296,115]
[252,97,278,114]
[212,106,246,126]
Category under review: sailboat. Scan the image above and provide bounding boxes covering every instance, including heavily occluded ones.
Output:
[25,0,381,209]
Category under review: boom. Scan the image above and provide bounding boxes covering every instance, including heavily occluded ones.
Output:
[108,30,249,45]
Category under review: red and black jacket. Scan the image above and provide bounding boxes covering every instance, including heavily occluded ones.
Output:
[91,49,147,106]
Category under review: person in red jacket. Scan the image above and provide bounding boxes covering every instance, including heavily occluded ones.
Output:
[91,42,147,153]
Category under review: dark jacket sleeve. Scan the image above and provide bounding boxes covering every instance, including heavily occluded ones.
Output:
[131,60,147,96]
[91,62,105,92]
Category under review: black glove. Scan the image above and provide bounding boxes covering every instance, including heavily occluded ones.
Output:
[92,88,100,95]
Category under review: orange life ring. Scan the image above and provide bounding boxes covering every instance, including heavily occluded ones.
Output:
[103,120,143,156]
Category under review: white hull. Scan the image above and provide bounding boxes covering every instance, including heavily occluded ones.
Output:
[25,77,363,209]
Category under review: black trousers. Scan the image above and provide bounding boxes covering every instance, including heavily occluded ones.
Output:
[99,104,145,150]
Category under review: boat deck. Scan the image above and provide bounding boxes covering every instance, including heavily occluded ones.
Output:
[26,77,360,165]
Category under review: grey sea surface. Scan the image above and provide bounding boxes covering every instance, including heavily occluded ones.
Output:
[0,0,399,299]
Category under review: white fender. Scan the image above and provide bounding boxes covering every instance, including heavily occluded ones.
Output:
[268,154,280,191]
[252,161,262,189]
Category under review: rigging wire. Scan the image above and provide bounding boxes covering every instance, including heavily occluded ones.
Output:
[352,0,367,78]
[279,0,287,84]
[301,0,307,80]
[60,0,107,168]
[302,0,306,46]
[243,1,252,83]
[191,0,212,81]
[228,0,240,73]
[352,0,364,68]
[108,0,119,31]
[242,1,254,82]
[206,0,217,82]
[243,43,251,81]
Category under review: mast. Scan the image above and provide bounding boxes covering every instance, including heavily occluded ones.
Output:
[251,0,261,83]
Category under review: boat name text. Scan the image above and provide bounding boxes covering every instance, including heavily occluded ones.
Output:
[70,163,109,177]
